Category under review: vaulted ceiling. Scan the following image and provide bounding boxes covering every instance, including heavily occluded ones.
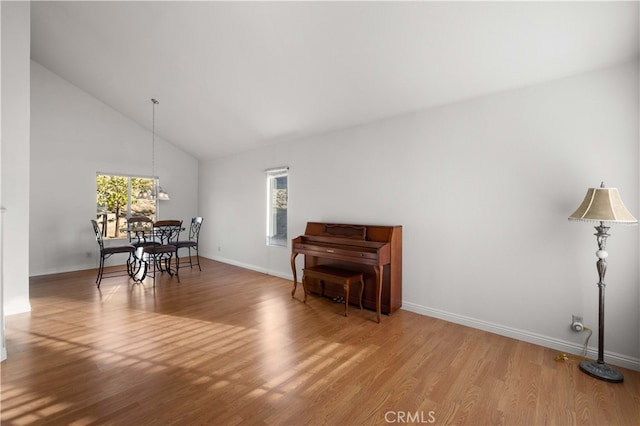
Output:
[30,1,639,160]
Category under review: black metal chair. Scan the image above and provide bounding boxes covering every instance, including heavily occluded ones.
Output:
[140,220,182,287]
[90,219,135,288]
[125,216,160,281]
[175,217,203,271]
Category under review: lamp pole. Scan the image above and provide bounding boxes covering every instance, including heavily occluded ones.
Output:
[578,224,624,382]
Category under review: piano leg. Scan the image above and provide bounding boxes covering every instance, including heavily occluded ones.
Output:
[302,275,308,303]
[374,265,382,323]
[290,252,299,297]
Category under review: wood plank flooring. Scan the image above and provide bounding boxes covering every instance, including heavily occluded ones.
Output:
[2,258,639,425]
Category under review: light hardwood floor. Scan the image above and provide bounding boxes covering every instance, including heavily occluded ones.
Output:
[2,258,639,425]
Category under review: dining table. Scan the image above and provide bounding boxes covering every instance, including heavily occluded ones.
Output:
[122,221,183,285]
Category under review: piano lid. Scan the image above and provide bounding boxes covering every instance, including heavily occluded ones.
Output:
[296,234,387,249]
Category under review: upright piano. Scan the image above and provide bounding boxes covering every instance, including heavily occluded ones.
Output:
[291,222,402,322]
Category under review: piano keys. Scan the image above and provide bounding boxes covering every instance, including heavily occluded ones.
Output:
[291,222,402,322]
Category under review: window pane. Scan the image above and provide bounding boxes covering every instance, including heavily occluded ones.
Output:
[267,173,288,247]
[132,177,156,221]
[97,174,157,239]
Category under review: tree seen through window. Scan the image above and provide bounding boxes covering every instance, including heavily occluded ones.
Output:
[96,174,157,239]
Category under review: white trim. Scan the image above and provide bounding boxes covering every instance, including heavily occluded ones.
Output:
[97,171,159,180]
[402,301,640,372]
[209,255,293,280]
[264,166,289,175]
[210,255,268,274]
[3,299,31,316]
[1,207,5,362]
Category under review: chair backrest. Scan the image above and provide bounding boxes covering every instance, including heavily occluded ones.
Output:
[90,219,105,252]
[127,216,154,243]
[153,220,183,244]
[128,216,154,231]
[188,217,204,242]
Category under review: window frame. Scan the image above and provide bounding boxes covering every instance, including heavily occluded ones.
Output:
[96,172,158,240]
[265,167,289,248]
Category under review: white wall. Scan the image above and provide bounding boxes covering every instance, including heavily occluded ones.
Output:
[1,1,31,317]
[200,61,640,369]
[29,61,199,277]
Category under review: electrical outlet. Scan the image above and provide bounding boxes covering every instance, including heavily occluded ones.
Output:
[571,314,584,332]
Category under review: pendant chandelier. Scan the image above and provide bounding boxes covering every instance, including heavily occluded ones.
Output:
[138,98,170,201]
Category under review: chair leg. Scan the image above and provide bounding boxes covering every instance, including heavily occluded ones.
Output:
[144,253,180,287]
[126,253,134,276]
[174,254,180,283]
[136,255,148,281]
[96,254,105,287]
[195,247,201,271]
[161,254,179,282]
[152,257,156,288]
[164,256,175,277]
[151,255,157,288]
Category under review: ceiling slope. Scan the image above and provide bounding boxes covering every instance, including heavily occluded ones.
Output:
[31,1,639,160]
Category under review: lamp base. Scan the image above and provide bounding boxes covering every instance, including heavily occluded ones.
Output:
[579,361,624,383]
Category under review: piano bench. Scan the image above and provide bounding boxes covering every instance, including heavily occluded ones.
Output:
[302,265,364,317]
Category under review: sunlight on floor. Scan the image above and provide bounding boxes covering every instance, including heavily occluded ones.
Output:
[2,302,377,425]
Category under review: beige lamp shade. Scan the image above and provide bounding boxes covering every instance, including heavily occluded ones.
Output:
[568,185,637,224]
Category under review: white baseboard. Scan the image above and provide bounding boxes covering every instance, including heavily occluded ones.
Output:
[4,300,32,316]
[31,262,103,277]
[402,301,640,372]
[209,255,293,281]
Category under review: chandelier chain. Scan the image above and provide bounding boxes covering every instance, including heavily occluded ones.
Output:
[151,98,158,189]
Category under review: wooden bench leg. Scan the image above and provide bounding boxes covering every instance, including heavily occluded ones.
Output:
[301,268,364,318]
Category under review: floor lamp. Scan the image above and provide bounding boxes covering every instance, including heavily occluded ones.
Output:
[568,182,637,383]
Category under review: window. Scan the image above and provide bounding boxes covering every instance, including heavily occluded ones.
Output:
[266,167,288,247]
[96,173,157,239]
